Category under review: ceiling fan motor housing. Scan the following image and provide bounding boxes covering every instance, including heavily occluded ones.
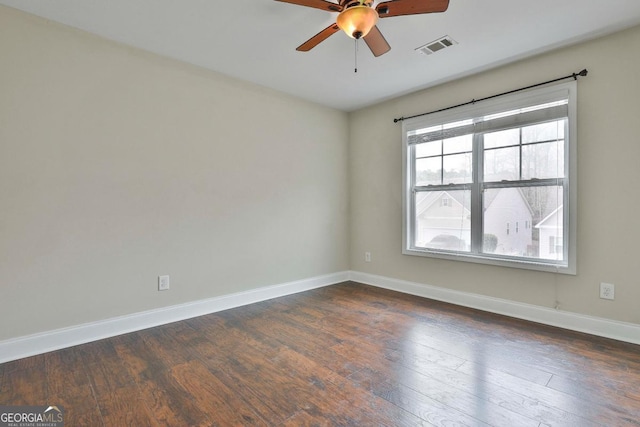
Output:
[336,4,379,39]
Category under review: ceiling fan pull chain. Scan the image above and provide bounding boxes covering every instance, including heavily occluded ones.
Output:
[354,38,358,73]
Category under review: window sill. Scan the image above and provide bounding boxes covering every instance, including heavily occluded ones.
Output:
[403,247,576,275]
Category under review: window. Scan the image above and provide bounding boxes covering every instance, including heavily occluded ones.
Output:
[402,82,576,274]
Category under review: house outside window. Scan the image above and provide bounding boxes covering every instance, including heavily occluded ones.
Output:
[402,82,577,274]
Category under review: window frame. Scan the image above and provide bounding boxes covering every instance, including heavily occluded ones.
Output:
[402,82,577,274]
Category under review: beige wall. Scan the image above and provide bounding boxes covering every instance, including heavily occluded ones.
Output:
[0,6,349,340]
[350,25,640,325]
[2,4,639,343]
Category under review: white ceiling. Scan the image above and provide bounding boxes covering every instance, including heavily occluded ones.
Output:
[2,0,640,111]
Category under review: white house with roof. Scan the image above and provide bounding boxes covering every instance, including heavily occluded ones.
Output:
[483,188,535,257]
[536,206,564,260]
[415,192,471,249]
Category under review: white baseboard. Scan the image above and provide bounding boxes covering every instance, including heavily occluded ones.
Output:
[0,271,349,364]
[349,271,640,346]
[3,270,637,363]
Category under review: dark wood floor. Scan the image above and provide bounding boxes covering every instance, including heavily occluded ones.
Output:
[1,282,639,426]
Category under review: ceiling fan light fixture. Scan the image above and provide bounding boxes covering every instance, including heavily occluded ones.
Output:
[336,5,378,39]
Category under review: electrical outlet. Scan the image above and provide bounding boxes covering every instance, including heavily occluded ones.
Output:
[365,252,372,262]
[600,282,614,300]
[158,275,170,291]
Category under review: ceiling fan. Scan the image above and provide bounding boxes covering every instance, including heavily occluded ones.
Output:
[275,0,450,57]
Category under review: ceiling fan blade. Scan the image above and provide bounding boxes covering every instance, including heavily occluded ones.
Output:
[274,0,343,13]
[363,26,391,57]
[296,24,341,51]
[376,0,449,18]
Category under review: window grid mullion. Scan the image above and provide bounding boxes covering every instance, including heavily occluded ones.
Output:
[482,178,563,189]
[519,127,523,181]
[409,145,418,249]
[440,142,444,185]
[470,133,483,254]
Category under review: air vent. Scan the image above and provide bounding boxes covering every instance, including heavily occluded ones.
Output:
[415,36,458,55]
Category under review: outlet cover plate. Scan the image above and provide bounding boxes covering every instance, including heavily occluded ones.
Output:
[158,275,170,291]
[599,282,614,300]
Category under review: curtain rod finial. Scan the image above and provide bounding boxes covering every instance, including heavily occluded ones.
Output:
[573,69,588,80]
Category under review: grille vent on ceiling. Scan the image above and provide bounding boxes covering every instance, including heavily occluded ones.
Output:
[415,36,458,55]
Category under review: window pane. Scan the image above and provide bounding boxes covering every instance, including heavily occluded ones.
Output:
[522,141,564,179]
[415,140,441,158]
[522,120,565,144]
[416,157,441,186]
[443,153,472,184]
[484,128,519,149]
[443,134,472,154]
[415,190,471,251]
[484,146,519,181]
[483,186,563,260]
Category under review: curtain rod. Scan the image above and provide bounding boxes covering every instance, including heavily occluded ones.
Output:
[393,68,588,123]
